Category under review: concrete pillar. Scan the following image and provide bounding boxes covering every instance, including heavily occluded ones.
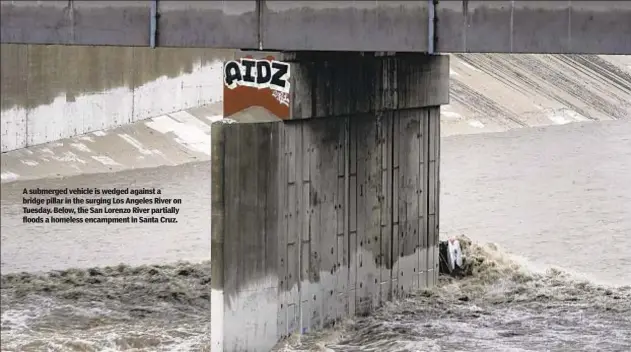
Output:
[211,52,449,352]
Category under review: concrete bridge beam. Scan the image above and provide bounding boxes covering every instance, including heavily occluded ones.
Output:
[211,52,449,351]
[3,1,630,54]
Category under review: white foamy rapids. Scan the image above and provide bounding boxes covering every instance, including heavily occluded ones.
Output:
[2,239,630,351]
[1,262,211,352]
[274,236,631,352]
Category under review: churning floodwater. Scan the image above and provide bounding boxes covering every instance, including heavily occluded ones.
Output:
[2,119,631,351]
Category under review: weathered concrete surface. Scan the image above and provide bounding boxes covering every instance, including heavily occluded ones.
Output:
[211,53,445,351]
[261,1,432,52]
[212,109,442,352]
[2,1,631,54]
[211,121,283,352]
[0,0,259,49]
[285,52,449,119]
[0,44,234,152]
[437,1,631,54]
[443,54,631,136]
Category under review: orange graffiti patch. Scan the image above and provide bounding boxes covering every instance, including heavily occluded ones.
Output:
[223,56,291,120]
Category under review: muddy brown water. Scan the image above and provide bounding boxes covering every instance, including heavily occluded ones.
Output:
[2,120,630,351]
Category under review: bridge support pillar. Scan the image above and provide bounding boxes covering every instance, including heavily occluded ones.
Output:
[212,52,449,351]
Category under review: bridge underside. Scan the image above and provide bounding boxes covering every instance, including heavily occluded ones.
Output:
[2,1,630,54]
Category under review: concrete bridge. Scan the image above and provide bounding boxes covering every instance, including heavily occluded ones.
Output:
[2,1,630,54]
[2,1,630,352]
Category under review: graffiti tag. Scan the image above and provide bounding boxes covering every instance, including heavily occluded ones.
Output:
[224,58,291,94]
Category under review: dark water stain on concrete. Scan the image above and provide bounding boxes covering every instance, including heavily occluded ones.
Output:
[0,44,236,112]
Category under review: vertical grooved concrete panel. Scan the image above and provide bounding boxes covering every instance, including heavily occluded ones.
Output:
[212,53,446,351]
[354,113,384,315]
[212,122,282,352]
[420,110,430,288]
[429,107,441,284]
[211,123,226,352]
[379,113,394,303]
[395,109,422,294]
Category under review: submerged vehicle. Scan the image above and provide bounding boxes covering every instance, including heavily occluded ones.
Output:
[439,237,466,277]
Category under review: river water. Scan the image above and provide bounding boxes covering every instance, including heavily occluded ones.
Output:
[2,119,630,351]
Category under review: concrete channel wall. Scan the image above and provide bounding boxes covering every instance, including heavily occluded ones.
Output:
[0,44,234,152]
[2,48,629,184]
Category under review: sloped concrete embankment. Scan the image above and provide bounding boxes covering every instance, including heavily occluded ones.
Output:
[0,105,230,183]
[443,54,631,136]
[2,51,630,183]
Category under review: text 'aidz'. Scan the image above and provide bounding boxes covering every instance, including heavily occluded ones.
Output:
[224,58,291,93]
